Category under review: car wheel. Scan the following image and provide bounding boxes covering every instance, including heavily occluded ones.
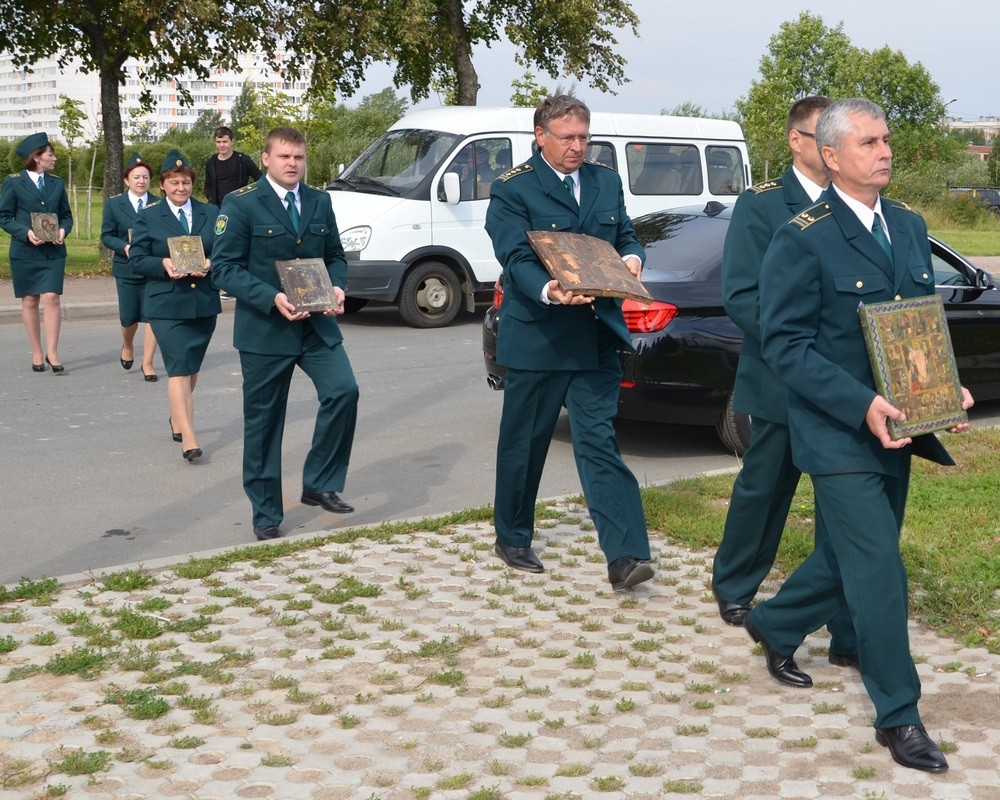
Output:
[716,394,751,456]
[398,261,462,328]
[342,297,369,314]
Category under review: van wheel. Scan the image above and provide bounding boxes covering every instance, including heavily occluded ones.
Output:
[343,297,368,314]
[716,394,751,456]
[398,262,462,328]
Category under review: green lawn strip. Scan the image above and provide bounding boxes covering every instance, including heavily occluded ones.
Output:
[642,427,1000,654]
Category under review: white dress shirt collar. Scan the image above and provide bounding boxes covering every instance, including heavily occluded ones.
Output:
[266,175,299,206]
[792,166,825,203]
[830,183,890,242]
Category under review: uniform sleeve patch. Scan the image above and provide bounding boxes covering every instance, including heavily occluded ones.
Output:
[215,215,228,235]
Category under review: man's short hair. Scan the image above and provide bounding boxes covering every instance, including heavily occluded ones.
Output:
[816,98,886,152]
[786,96,832,135]
[214,126,234,140]
[264,126,307,153]
[534,95,590,130]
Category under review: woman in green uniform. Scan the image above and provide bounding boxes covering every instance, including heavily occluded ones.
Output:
[100,153,160,381]
[0,132,73,372]
[129,151,221,462]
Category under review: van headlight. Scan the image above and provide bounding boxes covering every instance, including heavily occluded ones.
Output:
[340,226,371,252]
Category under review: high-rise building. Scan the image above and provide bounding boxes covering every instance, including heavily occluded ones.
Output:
[0,53,311,141]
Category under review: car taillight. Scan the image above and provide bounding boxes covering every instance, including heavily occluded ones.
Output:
[622,299,677,333]
[492,280,503,309]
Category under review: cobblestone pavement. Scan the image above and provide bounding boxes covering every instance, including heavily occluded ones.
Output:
[1,501,998,799]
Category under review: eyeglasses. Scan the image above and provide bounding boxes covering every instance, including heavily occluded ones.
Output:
[543,127,591,146]
[794,129,816,139]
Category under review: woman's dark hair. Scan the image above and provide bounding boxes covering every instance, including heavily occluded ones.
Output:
[24,145,52,172]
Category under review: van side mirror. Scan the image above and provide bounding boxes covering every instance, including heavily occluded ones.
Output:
[442,172,461,205]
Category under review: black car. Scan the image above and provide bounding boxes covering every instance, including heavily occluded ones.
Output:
[483,203,1000,454]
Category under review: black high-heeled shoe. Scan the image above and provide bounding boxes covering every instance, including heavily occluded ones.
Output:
[142,369,158,382]
[120,345,133,371]
[31,362,45,372]
[45,355,64,373]
[169,417,182,443]
[182,448,203,462]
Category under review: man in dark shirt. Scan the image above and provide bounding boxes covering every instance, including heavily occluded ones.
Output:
[204,126,262,206]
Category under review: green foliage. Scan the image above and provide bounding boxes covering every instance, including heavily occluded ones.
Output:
[737,12,952,177]
[510,71,549,108]
[306,88,409,185]
[294,0,638,106]
[990,139,1000,186]
[0,577,60,605]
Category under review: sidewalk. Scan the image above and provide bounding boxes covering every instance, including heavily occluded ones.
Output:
[1,499,997,799]
[0,275,234,323]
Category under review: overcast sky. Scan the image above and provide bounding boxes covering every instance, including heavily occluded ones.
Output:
[353,0,994,122]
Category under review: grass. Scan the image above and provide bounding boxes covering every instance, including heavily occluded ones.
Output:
[641,427,1000,654]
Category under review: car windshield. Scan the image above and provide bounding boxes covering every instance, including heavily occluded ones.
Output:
[340,129,461,195]
[634,211,729,277]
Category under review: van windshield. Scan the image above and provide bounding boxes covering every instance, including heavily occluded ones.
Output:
[339,129,462,196]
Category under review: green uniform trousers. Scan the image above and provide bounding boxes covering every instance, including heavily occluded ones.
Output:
[494,331,649,565]
[239,324,358,528]
[748,467,920,729]
[713,416,856,652]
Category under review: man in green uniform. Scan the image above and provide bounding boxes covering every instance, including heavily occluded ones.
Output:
[212,127,359,541]
[748,98,973,772]
[485,95,653,591]
[712,96,854,662]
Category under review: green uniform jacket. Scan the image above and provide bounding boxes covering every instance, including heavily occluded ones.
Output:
[723,168,813,421]
[0,170,73,261]
[485,150,644,371]
[759,187,952,476]
[128,198,222,320]
[100,192,160,279]
[211,178,347,355]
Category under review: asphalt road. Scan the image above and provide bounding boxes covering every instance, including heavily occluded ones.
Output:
[1,306,751,585]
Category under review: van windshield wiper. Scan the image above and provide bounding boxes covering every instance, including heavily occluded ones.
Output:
[328,177,357,190]
[345,176,401,196]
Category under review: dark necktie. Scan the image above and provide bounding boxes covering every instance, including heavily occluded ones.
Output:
[178,209,189,233]
[562,175,577,208]
[136,198,143,213]
[285,191,300,233]
[37,174,44,191]
[871,216,892,261]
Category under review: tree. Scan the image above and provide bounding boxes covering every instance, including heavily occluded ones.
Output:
[0,1,301,198]
[736,12,953,178]
[294,0,640,106]
[56,94,87,221]
[990,139,1000,187]
[662,102,708,118]
[510,72,549,108]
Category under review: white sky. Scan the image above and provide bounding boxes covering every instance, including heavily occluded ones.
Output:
[352,0,995,122]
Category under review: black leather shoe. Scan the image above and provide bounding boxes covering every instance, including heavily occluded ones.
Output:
[712,586,751,626]
[120,346,133,371]
[875,725,948,773]
[744,616,813,688]
[253,525,282,541]
[31,362,45,372]
[829,652,861,670]
[182,448,203,462]
[608,556,654,591]
[494,540,544,573]
[169,417,182,443]
[301,490,354,514]
[142,369,158,382]
[46,355,64,373]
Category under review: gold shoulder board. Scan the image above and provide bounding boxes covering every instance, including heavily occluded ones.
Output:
[884,198,916,214]
[233,184,257,196]
[497,164,533,182]
[145,200,160,208]
[749,178,783,195]
[789,202,831,230]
